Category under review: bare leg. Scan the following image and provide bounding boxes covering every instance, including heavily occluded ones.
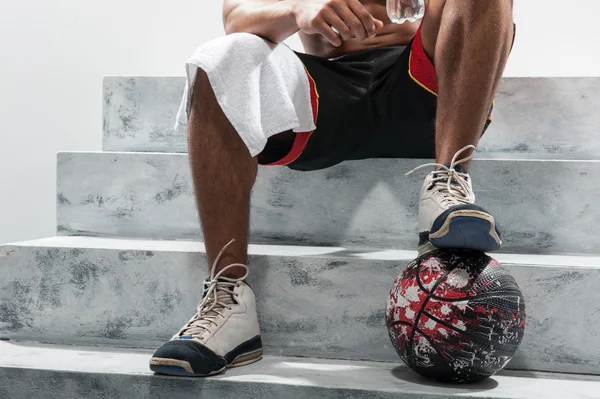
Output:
[187,69,258,278]
[413,1,512,253]
[151,65,271,378]
[421,0,514,169]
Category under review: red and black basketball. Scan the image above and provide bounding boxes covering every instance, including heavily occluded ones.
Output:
[386,250,526,383]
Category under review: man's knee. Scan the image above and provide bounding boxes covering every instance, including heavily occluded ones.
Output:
[424,0,513,27]
[189,33,273,112]
[194,32,274,64]
[442,0,513,13]
[422,0,513,57]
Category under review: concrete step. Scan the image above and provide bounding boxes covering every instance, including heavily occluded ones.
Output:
[103,76,600,159]
[2,342,599,399]
[104,77,188,154]
[57,151,600,255]
[1,236,599,375]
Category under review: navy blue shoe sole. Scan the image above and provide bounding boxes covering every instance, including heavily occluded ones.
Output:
[150,347,263,378]
[430,214,502,253]
[149,363,223,377]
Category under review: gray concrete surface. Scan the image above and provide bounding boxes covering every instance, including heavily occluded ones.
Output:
[103,77,600,160]
[57,152,600,254]
[1,237,599,375]
[2,341,599,399]
[103,77,187,153]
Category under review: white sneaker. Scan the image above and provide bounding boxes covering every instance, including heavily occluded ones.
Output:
[406,145,503,255]
[150,240,262,377]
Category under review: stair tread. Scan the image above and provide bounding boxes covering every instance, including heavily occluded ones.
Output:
[6,235,600,269]
[1,341,598,399]
[63,150,600,162]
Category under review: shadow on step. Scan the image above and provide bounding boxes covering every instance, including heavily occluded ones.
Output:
[391,366,499,391]
[497,368,600,382]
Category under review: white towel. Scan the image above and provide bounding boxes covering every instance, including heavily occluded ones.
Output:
[175,33,316,157]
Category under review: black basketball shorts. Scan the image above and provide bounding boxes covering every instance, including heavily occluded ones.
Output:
[256,24,492,172]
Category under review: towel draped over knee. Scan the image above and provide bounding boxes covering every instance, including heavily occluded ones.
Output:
[175,33,316,157]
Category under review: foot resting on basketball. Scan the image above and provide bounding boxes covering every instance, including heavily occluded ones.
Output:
[150,241,263,377]
[407,145,503,255]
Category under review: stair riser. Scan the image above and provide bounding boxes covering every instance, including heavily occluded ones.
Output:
[0,369,409,399]
[103,77,187,153]
[103,77,600,159]
[1,244,598,375]
[3,367,530,399]
[57,152,600,254]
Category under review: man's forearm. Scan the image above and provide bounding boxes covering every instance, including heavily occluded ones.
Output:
[224,0,300,43]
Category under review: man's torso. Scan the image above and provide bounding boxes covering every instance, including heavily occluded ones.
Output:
[298,0,419,58]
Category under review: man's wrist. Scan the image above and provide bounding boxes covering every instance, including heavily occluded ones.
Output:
[274,0,300,39]
[280,0,299,24]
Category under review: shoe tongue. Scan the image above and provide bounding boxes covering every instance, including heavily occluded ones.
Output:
[201,276,239,297]
[179,279,237,338]
[203,287,235,309]
[436,164,467,174]
[199,278,236,317]
[433,165,469,184]
[452,165,467,174]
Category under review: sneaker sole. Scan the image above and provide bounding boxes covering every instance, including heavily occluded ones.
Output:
[227,348,263,368]
[149,348,263,377]
[149,357,226,377]
[428,210,502,252]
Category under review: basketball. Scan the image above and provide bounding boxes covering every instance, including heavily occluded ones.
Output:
[386,250,526,383]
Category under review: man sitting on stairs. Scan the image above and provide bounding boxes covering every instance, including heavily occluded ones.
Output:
[149,0,514,377]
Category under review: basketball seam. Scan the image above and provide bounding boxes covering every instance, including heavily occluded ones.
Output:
[424,300,524,343]
[408,261,456,369]
[389,320,414,328]
[415,264,434,296]
[428,290,523,303]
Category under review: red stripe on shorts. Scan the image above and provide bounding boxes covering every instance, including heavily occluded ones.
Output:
[408,22,517,97]
[262,67,319,166]
[408,23,438,96]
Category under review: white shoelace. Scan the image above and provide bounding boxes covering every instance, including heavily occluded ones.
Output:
[178,239,249,340]
[405,145,476,206]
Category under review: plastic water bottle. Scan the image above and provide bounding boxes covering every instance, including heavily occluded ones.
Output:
[387,0,425,24]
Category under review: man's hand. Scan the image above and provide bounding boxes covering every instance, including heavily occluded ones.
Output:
[291,0,385,47]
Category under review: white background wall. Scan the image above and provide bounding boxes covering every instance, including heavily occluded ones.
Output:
[0,0,599,244]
